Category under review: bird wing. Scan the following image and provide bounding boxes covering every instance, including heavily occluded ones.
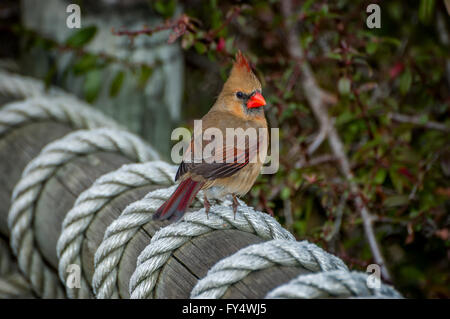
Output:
[175,133,263,181]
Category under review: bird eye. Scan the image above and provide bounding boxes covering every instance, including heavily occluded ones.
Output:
[236,91,244,99]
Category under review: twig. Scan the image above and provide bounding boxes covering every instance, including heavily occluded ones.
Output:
[409,153,441,200]
[205,6,241,42]
[112,14,196,44]
[307,125,328,155]
[283,199,294,232]
[281,0,392,282]
[388,112,450,133]
[295,153,336,169]
[326,191,349,243]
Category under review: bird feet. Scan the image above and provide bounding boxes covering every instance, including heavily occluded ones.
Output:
[232,194,239,220]
[204,193,210,219]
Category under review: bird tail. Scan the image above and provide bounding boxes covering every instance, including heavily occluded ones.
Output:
[153,178,204,223]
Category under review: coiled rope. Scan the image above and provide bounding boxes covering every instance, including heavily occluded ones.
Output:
[128,204,296,299]
[190,239,349,299]
[57,161,177,299]
[8,128,159,298]
[0,96,119,138]
[265,270,403,299]
[93,185,242,299]
[0,273,34,299]
[0,70,65,100]
[0,237,33,298]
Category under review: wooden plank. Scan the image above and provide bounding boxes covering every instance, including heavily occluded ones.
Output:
[155,229,264,299]
[223,266,310,298]
[112,219,308,299]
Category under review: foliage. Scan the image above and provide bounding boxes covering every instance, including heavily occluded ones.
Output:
[7,0,450,298]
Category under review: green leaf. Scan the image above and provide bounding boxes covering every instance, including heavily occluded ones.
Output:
[109,71,125,97]
[280,187,291,200]
[154,0,176,19]
[389,166,404,194]
[137,65,153,89]
[65,26,97,48]
[419,0,435,25]
[84,70,102,103]
[181,32,195,50]
[44,65,57,89]
[194,42,207,55]
[374,169,387,185]
[327,52,343,60]
[399,69,412,95]
[384,195,409,207]
[73,54,97,75]
[338,77,351,95]
[366,41,378,55]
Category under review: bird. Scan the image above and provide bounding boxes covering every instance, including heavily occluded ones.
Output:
[153,50,268,223]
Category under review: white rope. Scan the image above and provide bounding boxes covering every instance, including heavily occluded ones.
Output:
[92,185,193,298]
[190,239,348,299]
[265,270,403,299]
[0,96,119,138]
[0,70,66,100]
[0,272,34,299]
[128,205,296,299]
[93,184,243,299]
[0,237,33,298]
[8,128,160,298]
[57,161,177,299]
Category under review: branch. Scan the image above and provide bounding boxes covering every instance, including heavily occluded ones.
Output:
[295,153,337,169]
[388,112,450,133]
[326,191,349,245]
[112,14,196,43]
[281,0,392,282]
[283,199,294,232]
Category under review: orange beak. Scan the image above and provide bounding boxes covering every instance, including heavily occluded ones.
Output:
[247,92,266,108]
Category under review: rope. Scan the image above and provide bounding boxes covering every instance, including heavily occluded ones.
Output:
[57,161,177,299]
[0,272,34,299]
[128,205,296,299]
[8,128,160,298]
[0,70,66,100]
[190,239,348,299]
[265,270,403,299]
[0,96,119,138]
[93,184,242,299]
[0,237,33,298]
[92,185,189,298]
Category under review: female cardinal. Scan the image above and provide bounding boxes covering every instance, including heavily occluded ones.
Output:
[153,51,268,223]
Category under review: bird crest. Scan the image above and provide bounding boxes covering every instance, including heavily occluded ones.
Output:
[234,50,251,72]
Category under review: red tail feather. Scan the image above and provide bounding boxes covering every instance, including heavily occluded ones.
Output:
[153,178,203,222]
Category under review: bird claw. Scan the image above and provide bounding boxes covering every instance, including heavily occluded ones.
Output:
[232,194,239,220]
[204,194,210,219]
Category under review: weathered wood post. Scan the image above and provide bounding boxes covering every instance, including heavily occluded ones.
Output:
[5,128,159,297]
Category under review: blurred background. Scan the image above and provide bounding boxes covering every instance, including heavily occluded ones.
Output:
[0,0,449,298]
